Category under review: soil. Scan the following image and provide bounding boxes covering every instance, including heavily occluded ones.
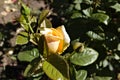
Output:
[0,0,48,79]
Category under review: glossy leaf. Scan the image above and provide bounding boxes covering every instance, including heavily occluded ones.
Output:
[83,7,93,17]
[75,3,81,10]
[38,10,49,26]
[16,31,29,45]
[75,70,87,80]
[38,35,49,57]
[86,31,105,40]
[70,48,99,66]
[24,57,43,77]
[91,13,109,25]
[18,48,39,62]
[111,3,120,12]
[30,31,52,57]
[42,54,69,80]
[102,59,109,68]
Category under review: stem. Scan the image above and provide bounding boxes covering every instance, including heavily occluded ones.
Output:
[24,15,34,33]
[66,51,76,60]
[40,54,45,62]
[28,23,34,33]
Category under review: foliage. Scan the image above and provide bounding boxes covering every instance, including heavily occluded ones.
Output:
[15,1,99,80]
[50,0,120,79]
[14,0,120,80]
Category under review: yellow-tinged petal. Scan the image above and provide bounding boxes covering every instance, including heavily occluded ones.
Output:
[45,35,60,53]
[56,25,70,51]
[49,28,64,54]
[51,28,63,39]
[48,28,63,54]
[40,25,70,54]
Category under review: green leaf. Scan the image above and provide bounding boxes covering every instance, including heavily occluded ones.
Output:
[82,0,92,4]
[45,18,52,28]
[30,16,37,26]
[86,76,112,80]
[86,31,105,40]
[42,54,69,80]
[24,57,43,77]
[75,3,81,10]
[69,65,76,80]
[94,76,112,80]
[19,15,29,31]
[20,1,31,15]
[38,10,49,26]
[30,33,41,45]
[39,18,52,29]
[75,70,87,80]
[70,48,99,66]
[38,35,49,57]
[83,7,93,17]
[71,12,82,19]
[18,48,39,62]
[74,0,82,3]
[91,13,109,25]
[102,59,109,68]
[74,0,92,4]
[111,3,120,12]
[16,31,29,45]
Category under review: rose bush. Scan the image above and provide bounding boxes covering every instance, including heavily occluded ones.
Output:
[16,2,100,80]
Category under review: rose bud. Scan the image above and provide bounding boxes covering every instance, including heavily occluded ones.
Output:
[40,25,70,54]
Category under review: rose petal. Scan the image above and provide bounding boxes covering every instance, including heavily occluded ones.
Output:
[56,25,70,51]
[50,28,64,54]
[45,34,61,53]
[47,40,60,53]
[40,28,52,34]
